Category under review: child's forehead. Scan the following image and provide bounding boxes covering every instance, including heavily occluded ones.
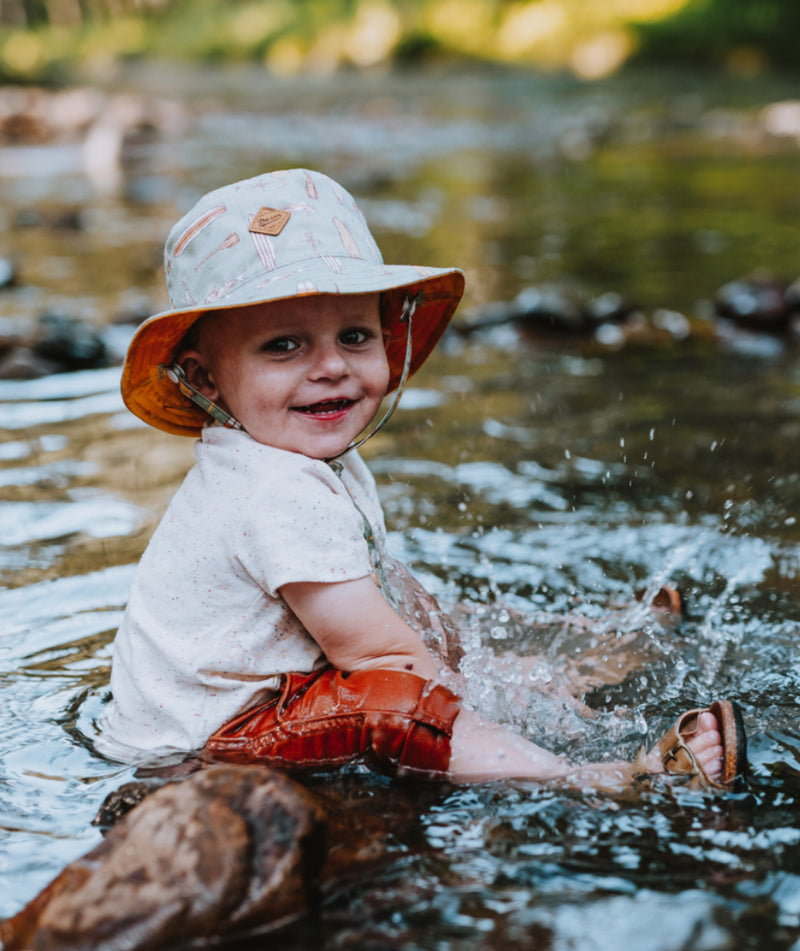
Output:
[204,293,381,334]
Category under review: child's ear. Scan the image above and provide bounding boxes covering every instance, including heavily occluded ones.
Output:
[175,350,219,401]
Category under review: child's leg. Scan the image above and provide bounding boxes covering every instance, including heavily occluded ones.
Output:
[204,666,740,793]
[448,707,725,790]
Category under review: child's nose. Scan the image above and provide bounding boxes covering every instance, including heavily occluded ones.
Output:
[309,342,349,379]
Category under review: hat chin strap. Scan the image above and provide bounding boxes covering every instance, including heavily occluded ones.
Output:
[163,291,420,454]
[162,364,244,431]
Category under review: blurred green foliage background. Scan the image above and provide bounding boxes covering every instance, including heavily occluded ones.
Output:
[1,0,798,85]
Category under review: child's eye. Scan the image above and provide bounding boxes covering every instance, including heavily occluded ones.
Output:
[339,327,372,346]
[262,336,299,354]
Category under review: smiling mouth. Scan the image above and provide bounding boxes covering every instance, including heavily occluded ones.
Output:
[293,398,356,416]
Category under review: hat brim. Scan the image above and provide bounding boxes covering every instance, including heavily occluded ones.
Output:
[122,265,464,437]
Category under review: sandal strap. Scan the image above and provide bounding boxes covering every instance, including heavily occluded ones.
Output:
[658,707,715,789]
[653,700,746,792]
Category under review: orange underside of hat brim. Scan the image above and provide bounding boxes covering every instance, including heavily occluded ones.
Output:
[121,273,465,438]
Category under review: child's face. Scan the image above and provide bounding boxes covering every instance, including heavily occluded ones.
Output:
[181,293,390,459]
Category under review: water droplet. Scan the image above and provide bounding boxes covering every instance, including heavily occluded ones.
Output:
[528,663,552,685]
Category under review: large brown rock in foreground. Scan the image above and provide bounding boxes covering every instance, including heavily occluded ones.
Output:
[0,766,327,950]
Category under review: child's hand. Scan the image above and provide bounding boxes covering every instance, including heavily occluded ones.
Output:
[280,576,439,679]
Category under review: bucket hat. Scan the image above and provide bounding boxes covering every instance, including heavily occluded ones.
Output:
[122,168,465,437]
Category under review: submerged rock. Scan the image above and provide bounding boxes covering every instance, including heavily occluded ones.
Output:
[0,345,60,379]
[91,778,159,829]
[34,312,108,371]
[0,765,327,950]
[0,316,24,354]
[458,282,642,339]
[714,273,794,333]
[0,757,420,951]
[513,284,595,333]
[0,256,16,289]
[14,208,85,231]
[454,282,688,350]
[0,311,113,379]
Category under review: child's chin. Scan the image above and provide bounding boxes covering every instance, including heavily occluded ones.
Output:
[305,442,352,460]
[252,434,351,460]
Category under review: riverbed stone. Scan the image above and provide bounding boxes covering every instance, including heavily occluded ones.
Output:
[714,274,792,332]
[459,283,642,339]
[33,312,108,371]
[0,316,24,353]
[0,256,16,288]
[0,345,61,379]
[0,765,327,950]
[91,778,159,828]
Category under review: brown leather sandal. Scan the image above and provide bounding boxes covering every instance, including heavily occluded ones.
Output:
[649,699,747,791]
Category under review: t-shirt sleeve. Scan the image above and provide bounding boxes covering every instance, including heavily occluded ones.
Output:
[235,458,374,596]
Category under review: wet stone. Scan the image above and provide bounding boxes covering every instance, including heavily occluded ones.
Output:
[0,257,16,289]
[784,277,800,314]
[91,779,159,830]
[585,290,639,325]
[459,283,640,338]
[0,317,24,353]
[33,312,108,371]
[714,274,794,332]
[0,345,60,379]
[0,765,328,950]
[13,208,85,231]
[513,284,592,333]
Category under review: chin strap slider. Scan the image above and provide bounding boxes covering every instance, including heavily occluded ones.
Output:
[161,363,244,431]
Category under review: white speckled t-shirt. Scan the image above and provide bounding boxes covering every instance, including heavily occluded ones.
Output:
[98,427,384,761]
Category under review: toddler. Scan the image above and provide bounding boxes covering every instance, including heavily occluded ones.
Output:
[99,168,745,791]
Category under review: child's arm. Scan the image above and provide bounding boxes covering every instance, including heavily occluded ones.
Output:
[382,556,465,671]
[280,576,438,679]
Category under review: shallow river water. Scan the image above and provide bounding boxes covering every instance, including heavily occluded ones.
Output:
[0,65,799,950]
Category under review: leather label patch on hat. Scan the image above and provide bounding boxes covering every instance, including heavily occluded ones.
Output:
[249,207,291,236]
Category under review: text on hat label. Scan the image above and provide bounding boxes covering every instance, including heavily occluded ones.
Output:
[248,207,291,236]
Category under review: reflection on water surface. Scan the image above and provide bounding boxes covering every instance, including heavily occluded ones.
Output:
[0,66,799,949]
